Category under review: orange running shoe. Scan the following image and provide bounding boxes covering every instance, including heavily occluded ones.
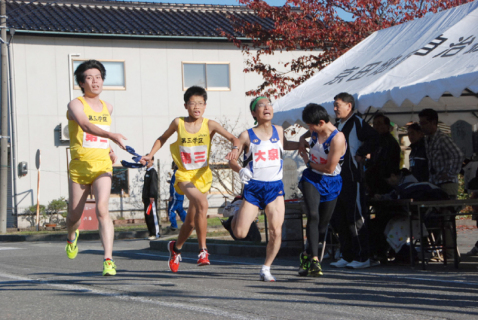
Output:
[197,249,210,266]
[168,241,181,273]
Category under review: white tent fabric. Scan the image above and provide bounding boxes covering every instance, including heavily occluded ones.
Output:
[273,1,478,127]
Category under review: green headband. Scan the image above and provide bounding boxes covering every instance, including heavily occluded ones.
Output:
[251,96,268,112]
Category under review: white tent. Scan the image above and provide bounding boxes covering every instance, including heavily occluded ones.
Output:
[273,1,478,127]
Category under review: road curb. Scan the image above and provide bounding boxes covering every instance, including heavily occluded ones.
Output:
[150,239,302,258]
[0,230,150,242]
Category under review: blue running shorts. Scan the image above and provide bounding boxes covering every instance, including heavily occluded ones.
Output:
[243,179,285,210]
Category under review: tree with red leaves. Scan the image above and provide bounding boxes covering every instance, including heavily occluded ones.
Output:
[223,0,473,98]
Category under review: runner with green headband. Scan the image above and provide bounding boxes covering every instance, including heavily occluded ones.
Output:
[228,96,299,281]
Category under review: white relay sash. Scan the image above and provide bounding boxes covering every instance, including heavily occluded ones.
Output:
[82,124,110,149]
[179,145,208,170]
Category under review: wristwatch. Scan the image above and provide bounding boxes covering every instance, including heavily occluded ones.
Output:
[306,161,311,169]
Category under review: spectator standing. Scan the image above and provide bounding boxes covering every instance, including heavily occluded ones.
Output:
[330,92,379,269]
[142,155,161,240]
[407,123,429,182]
[168,161,187,231]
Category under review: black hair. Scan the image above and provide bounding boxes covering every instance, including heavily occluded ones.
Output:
[146,153,154,161]
[249,97,270,122]
[334,92,355,110]
[373,113,391,127]
[418,108,438,124]
[407,122,422,132]
[184,86,207,104]
[302,103,330,125]
[74,60,106,93]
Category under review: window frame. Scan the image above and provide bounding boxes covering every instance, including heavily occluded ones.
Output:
[111,166,129,197]
[72,59,127,91]
[182,61,231,92]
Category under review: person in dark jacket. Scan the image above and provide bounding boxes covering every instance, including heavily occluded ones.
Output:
[366,113,402,196]
[330,92,379,269]
[142,155,161,239]
[407,123,429,182]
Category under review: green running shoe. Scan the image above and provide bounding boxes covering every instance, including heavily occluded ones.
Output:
[103,259,117,276]
[298,252,310,277]
[65,229,79,260]
[308,258,324,277]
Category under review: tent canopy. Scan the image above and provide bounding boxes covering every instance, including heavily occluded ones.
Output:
[273,1,478,127]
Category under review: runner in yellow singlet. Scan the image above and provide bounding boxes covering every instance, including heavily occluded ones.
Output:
[65,60,127,276]
[141,86,240,272]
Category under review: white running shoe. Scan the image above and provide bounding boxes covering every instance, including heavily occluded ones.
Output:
[346,259,380,269]
[259,270,276,282]
[330,258,349,268]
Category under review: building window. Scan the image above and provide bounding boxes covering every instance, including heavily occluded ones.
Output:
[73,60,126,90]
[182,62,230,91]
[111,167,129,195]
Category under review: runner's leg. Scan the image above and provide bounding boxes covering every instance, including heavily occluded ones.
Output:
[92,172,114,260]
[263,196,285,267]
[231,200,260,239]
[67,178,91,241]
[176,182,208,250]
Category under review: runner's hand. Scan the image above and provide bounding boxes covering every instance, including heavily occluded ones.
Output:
[225,148,239,161]
[298,136,309,156]
[109,152,117,164]
[140,154,153,166]
[239,168,253,185]
[110,133,127,150]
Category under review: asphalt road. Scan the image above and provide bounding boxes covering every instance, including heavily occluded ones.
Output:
[1,232,478,320]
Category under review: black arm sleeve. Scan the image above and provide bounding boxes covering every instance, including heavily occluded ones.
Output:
[356,119,379,157]
[149,169,159,199]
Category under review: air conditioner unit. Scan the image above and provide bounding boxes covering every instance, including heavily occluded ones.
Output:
[60,121,70,141]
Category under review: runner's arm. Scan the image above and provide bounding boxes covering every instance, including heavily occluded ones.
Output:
[68,99,127,150]
[208,120,241,161]
[228,131,249,173]
[276,125,300,150]
[306,132,346,174]
[140,118,179,164]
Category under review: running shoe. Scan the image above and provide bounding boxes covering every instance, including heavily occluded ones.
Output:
[65,229,79,260]
[298,252,310,276]
[102,259,117,276]
[467,246,478,255]
[308,258,324,277]
[330,258,349,268]
[259,270,276,282]
[168,241,181,273]
[197,249,210,266]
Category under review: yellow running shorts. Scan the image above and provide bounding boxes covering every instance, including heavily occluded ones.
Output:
[69,159,112,185]
[174,167,212,195]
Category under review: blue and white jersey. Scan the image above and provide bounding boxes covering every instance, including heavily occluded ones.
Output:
[243,126,283,182]
[308,129,345,177]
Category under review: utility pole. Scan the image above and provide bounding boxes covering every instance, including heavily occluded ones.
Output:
[0,0,8,234]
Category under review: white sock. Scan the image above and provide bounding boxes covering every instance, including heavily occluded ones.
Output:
[261,265,270,273]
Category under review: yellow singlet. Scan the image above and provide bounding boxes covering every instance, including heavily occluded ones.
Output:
[67,96,113,185]
[170,117,212,195]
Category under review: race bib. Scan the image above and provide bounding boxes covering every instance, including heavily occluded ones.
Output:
[179,145,208,170]
[252,146,281,169]
[82,124,110,149]
[309,148,327,165]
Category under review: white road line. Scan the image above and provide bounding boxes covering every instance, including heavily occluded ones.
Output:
[0,247,21,250]
[137,252,478,286]
[0,272,258,320]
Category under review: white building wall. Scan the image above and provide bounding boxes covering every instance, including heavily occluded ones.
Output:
[11,35,307,227]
